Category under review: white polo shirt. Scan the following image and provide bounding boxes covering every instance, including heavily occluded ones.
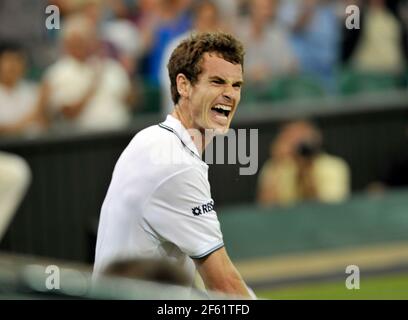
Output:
[93,115,224,284]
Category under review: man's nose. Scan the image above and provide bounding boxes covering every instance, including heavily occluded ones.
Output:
[222,86,235,102]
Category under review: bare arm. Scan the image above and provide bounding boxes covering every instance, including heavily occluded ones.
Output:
[193,247,253,299]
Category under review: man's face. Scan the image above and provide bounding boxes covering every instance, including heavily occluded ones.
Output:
[185,52,243,134]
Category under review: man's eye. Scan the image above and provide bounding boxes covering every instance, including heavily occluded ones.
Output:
[212,80,222,84]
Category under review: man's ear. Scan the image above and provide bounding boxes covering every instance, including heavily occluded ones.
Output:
[176,73,191,100]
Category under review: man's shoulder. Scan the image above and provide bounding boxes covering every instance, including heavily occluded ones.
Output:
[131,123,180,148]
[111,124,202,200]
[124,123,196,171]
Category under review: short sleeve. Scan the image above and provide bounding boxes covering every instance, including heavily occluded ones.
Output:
[143,167,224,259]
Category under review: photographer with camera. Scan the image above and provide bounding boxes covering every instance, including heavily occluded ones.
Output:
[257,120,350,207]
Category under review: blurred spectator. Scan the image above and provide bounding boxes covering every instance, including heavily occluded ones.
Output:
[51,0,105,25]
[0,151,31,241]
[0,0,55,73]
[237,0,298,84]
[99,2,144,108]
[101,17,143,76]
[160,0,225,114]
[43,14,132,131]
[257,120,350,206]
[214,0,242,32]
[55,0,144,76]
[130,0,162,47]
[0,42,46,136]
[279,0,341,91]
[102,257,190,287]
[341,0,408,73]
[192,0,223,32]
[144,0,193,85]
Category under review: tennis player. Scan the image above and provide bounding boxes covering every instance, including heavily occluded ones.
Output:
[94,32,253,298]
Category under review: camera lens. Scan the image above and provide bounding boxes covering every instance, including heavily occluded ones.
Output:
[297,141,319,157]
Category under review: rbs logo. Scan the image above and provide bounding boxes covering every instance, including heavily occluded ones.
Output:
[192,201,215,216]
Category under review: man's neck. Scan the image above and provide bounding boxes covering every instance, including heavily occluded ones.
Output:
[171,106,214,156]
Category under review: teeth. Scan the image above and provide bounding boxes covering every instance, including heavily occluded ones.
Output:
[214,104,232,111]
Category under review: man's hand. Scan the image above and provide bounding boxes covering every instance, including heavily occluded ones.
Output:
[193,247,254,299]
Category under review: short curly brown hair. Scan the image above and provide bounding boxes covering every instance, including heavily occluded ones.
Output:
[167,32,245,105]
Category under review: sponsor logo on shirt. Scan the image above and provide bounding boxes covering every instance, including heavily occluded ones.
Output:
[192,200,215,216]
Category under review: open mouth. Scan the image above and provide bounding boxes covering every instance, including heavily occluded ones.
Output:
[211,104,232,117]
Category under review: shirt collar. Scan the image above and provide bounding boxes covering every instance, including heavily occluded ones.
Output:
[160,115,201,159]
